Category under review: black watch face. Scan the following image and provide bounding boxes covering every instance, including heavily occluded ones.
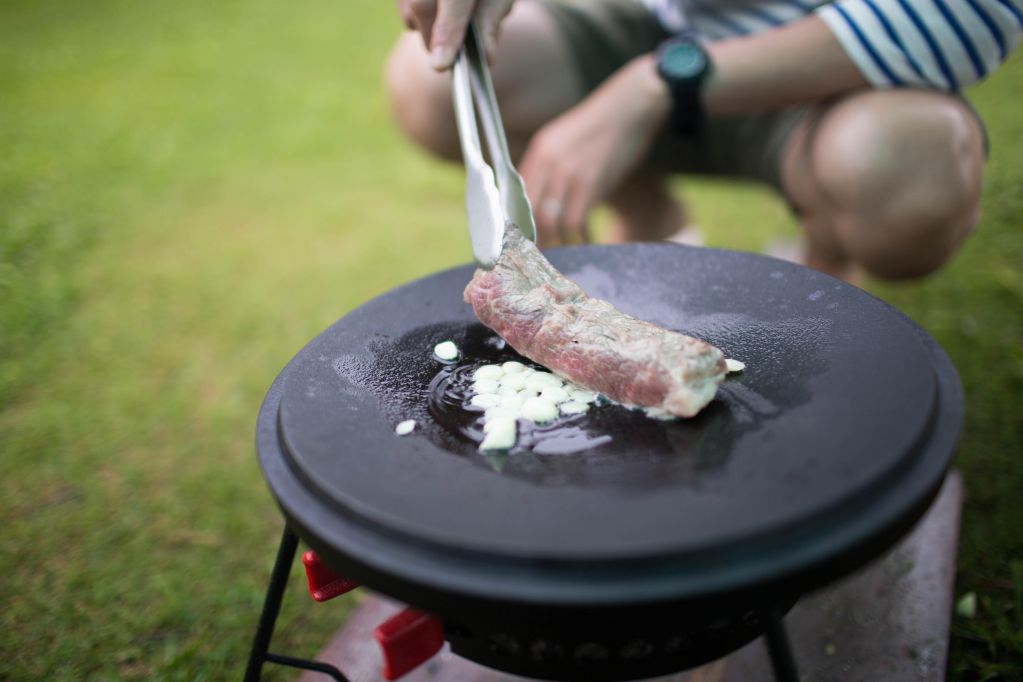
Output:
[662,43,708,79]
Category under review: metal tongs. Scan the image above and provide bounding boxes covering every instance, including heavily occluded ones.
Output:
[451,21,536,268]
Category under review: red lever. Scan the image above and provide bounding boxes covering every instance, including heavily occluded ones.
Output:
[302,551,359,602]
[374,607,445,680]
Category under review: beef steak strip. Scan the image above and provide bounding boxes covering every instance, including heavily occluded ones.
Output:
[463,229,726,417]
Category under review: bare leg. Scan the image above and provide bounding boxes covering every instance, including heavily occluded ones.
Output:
[781,89,984,283]
[385,0,586,163]
[386,1,689,245]
[606,172,693,244]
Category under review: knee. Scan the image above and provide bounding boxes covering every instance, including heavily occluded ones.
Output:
[812,91,984,279]
[385,33,460,161]
[850,173,981,280]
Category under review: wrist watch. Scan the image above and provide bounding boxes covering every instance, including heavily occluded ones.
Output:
[655,35,712,135]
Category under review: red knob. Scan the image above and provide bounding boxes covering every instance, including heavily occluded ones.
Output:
[374,607,445,680]
[301,551,359,602]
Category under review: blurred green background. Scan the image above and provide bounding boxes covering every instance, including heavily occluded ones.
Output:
[1,0,1020,679]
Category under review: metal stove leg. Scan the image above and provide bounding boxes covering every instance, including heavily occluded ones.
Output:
[243,526,350,682]
[244,527,299,682]
[762,604,799,682]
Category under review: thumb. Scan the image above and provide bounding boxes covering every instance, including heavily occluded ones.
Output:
[429,0,475,71]
[475,0,515,64]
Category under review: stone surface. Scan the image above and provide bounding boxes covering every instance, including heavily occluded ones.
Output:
[297,473,962,682]
[722,471,963,682]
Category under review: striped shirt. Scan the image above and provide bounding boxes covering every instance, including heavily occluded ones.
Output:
[641,0,1023,91]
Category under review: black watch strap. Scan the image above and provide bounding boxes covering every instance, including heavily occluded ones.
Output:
[656,36,711,136]
[670,80,703,136]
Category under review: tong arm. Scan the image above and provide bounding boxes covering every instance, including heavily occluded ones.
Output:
[463,23,537,243]
[452,40,505,268]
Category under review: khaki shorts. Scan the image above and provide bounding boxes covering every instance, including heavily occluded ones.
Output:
[538,0,814,197]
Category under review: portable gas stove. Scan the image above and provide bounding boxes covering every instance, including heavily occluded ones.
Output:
[243,243,962,682]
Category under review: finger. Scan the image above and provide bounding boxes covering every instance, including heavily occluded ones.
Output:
[538,175,572,247]
[532,185,562,247]
[475,0,515,63]
[533,188,562,248]
[562,179,592,245]
[518,145,553,244]
[541,194,569,246]
[430,0,475,71]
[409,0,438,49]
[397,0,417,29]
[523,161,565,246]
[554,181,583,246]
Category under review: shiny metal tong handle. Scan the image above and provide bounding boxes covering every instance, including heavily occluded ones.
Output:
[463,23,536,245]
[452,21,536,268]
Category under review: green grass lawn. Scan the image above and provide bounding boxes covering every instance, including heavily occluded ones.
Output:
[1,1,1020,679]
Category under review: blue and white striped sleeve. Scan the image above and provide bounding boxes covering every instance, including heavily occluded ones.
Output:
[816,0,1023,91]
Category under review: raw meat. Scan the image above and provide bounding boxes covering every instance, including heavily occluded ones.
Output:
[463,229,726,417]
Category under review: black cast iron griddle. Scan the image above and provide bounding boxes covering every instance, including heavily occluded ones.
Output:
[264,242,961,610]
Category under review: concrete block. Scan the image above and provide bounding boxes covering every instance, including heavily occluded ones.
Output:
[298,472,962,682]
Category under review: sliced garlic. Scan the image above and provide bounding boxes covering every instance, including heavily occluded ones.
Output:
[483,416,517,434]
[539,386,570,404]
[521,396,558,423]
[644,406,677,420]
[480,417,517,450]
[470,393,501,408]
[433,341,459,361]
[485,405,521,420]
[472,378,500,395]
[525,372,562,391]
[725,358,746,373]
[500,392,526,410]
[473,364,505,382]
[498,372,529,390]
[559,401,589,415]
[569,388,599,404]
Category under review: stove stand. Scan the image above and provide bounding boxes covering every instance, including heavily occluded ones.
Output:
[242,526,801,682]
[761,604,798,682]
[243,527,350,682]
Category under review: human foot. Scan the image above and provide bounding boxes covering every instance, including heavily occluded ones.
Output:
[607,181,690,244]
[665,224,706,247]
[765,237,864,285]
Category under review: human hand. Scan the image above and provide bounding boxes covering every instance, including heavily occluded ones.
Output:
[396,0,515,71]
[519,55,672,246]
